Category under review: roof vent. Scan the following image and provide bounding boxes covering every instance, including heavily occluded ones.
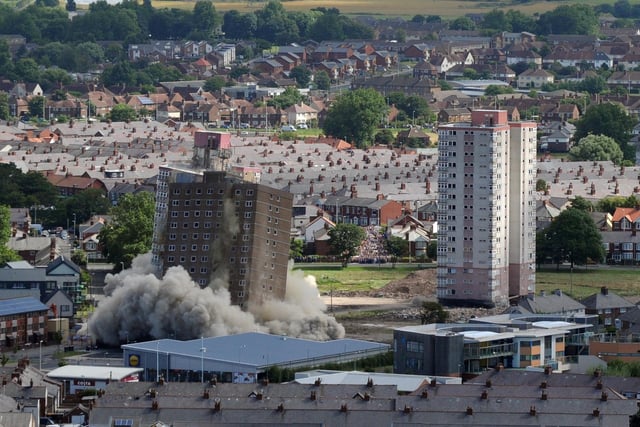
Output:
[529,406,536,416]
[540,381,547,389]
[466,406,473,416]
[593,408,600,417]
[481,390,488,400]
[540,391,548,400]
[340,403,348,412]
[601,391,608,401]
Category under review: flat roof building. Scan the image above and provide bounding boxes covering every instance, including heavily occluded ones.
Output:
[122,332,390,383]
[47,366,143,394]
[394,314,594,377]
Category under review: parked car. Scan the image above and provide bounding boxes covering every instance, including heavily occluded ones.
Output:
[281,125,297,132]
[297,123,308,129]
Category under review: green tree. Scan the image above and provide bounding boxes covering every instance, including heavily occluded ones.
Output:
[537,208,604,269]
[570,196,593,212]
[314,70,331,90]
[269,86,304,109]
[98,192,155,268]
[578,75,607,94]
[485,85,515,96]
[109,104,137,122]
[71,249,87,267]
[0,205,21,264]
[574,103,636,162]
[0,40,13,77]
[569,134,624,164]
[450,16,476,30]
[596,195,640,214]
[537,4,599,35]
[289,238,303,259]
[0,93,9,120]
[536,179,547,192]
[0,164,58,208]
[190,0,221,39]
[63,188,110,224]
[385,235,409,267]
[28,96,46,119]
[290,65,311,88]
[203,76,227,93]
[411,14,425,24]
[223,10,257,40]
[323,88,387,149]
[420,301,449,325]
[328,223,365,267]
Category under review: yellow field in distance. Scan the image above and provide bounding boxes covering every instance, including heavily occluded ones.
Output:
[151,0,610,18]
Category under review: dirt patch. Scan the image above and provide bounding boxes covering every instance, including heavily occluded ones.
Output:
[323,268,504,344]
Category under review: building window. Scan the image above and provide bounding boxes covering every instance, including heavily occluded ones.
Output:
[245,201,253,207]
[240,257,248,264]
[406,341,423,352]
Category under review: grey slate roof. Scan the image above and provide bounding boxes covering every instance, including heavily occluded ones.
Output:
[517,290,585,314]
[0,296,48,316]
[581,287,635,311]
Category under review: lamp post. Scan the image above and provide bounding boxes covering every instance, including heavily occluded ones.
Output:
[200,337,206,383]
[39,340,43,371]
[72,213,76,242]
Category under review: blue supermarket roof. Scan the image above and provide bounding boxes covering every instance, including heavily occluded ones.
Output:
[123,332,389,368]
[0,296,48,316]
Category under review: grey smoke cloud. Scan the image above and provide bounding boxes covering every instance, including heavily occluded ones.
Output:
[89,254,344,345]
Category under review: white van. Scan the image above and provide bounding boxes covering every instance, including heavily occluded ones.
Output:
[281,125,297,132]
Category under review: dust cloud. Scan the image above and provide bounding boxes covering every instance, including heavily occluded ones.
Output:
[89,254,344,345]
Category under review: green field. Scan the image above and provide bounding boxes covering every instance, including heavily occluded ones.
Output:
[295,264,640,301]
[296,265,422,293]
[537,267,640,300]
[152,0,617,17]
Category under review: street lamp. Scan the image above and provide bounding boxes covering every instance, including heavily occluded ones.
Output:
[72,213,76,242]
[39,340,43,371]
[200,337,206,383]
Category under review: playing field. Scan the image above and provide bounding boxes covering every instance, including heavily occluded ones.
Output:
[152,0,613,18]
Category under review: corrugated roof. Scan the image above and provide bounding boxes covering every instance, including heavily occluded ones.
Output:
[124,332,389,368]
